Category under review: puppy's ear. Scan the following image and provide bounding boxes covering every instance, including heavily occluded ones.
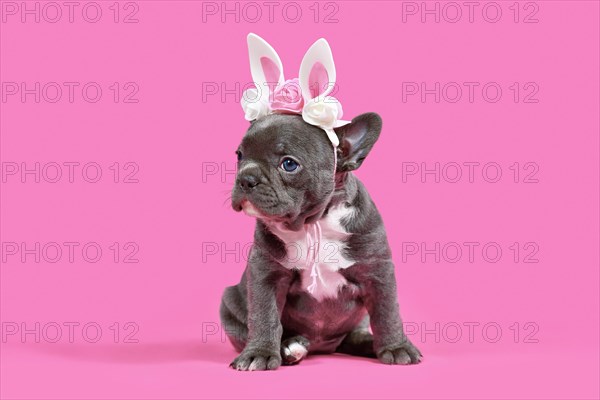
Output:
[334,113,382,172]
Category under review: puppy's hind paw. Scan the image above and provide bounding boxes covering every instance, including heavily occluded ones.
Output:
[281,336,309,365]
[377,340,422,365]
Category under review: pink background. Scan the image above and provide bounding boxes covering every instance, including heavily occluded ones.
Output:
[1,1,599,399]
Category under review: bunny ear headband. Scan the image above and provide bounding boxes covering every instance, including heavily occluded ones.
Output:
[241,33,351,148]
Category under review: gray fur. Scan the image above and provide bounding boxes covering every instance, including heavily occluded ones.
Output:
[221,113,422,370]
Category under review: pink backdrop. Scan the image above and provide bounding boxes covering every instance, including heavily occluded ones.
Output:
[1,1,599,399]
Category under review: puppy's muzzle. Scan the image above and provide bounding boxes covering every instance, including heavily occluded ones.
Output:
[238,172,260,192]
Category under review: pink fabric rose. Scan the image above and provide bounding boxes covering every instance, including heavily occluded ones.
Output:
[270,78,304,113]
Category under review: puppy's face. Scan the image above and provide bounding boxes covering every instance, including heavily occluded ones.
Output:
[231,112,382,231]
[231,114,335,230]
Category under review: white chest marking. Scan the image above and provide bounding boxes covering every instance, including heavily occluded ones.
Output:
[268,203,356,301]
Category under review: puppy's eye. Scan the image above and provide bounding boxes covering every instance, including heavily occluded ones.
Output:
[280,158,299,172]
[236,151,242,161]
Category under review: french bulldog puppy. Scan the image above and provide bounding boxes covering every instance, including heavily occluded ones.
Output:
[220,112,422,370]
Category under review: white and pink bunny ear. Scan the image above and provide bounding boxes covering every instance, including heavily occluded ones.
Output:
[247,33,285,96]
[298,38,349,147]
[299,38,336,101]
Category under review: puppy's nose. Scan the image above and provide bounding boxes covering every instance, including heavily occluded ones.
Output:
[239,174,260,191]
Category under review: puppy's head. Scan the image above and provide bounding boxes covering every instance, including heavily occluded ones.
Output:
[231,112,382,231]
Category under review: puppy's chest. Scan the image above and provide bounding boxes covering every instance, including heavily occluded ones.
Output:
[269,204,356,301]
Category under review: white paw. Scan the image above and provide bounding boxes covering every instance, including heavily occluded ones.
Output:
[281,340,308,365]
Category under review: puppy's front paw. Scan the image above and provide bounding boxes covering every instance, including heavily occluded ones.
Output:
[230,348,282,371]
[376,340,422,365]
